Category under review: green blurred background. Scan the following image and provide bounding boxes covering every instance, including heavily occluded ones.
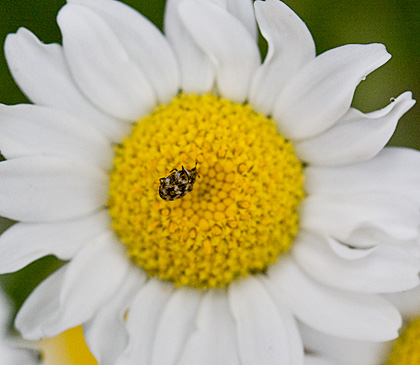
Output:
[0,0,419,310]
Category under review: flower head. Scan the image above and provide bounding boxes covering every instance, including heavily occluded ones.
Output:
[0,0,419,363]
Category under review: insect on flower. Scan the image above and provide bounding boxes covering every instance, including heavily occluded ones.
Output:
[159,162,199,201]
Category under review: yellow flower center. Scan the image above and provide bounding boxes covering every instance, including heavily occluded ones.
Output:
[387,316,420,364]
[108,93,304,289]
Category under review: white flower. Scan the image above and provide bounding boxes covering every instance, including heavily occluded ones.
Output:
[0,0,419,364]
[0,289,40,364]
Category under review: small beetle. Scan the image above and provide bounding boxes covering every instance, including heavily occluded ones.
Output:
[159,162,198,201]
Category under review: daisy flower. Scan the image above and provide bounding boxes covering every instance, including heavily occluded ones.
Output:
[0,288,40,364]
[0,0,419,363]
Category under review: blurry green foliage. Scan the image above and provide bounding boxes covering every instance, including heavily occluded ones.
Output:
[0,0,419,308]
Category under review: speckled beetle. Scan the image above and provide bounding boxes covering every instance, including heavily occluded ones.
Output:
[159,162,198,201]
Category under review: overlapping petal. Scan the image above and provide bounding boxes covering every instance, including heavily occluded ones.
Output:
[164,0,216,94]
[273,44,391,140]
[84,268,146,365]
[300,193,420,242]
[304,355,336,365]
[178,288,240,364]
[305,147,420,207]
[0,104,113,170]
[69,0,180,104]
[16,233,130,340]
[268,259,402,341]
[293,232,420,293]
[116,280,174,365]
[249,0,315,114]
[300,322,390,365]
[0,156,108,222]
[341,229,420,254]
[0,210,110,274]
[4,28,128,142]
[57,4,156,121]
[384,284,420,322]
[228,277,295,364]
[225,0,258,41]
[0,291,40,364]
[295,92,416,165]
[151,287,202,365]
[262,279,305,364]
[178,0,260,102]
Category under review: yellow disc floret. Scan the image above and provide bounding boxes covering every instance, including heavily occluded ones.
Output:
[387,316,420,364]
[108,93,304,289]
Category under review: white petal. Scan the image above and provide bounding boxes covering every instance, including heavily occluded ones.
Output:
[249,0,315,114]
[304,355,337,365]
[164,0,216,93]
[16,232,129,339]
[326,228,420,260]
[116,279,174,365]
[344,229,420,252]
[0,104,114,170]
[299,321,391,365]
[178,288,240,365]
[0,345,40,365]
[69,0,180,104]
[293,232,420,293]
[300,193,420,242]
[226,0,258,41]
[151,287,202,365]
[261,278,305,364]
[57,4,156,121]
[268,258,402,341]
[0,156,108,222]
[0,210,110,274]
[228,276,292,364]
[295,92,416,165]
[16,265,67,340]
[179,0,260,102]
[326,239,377,260]
[4,28,129,142]
[273,44,391,140]
[305,147,420,207]
[0,294,41,363]
[204,0,257,39]
[84,267,146,365]
[58,233,129,314]
[384,284,420,322]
